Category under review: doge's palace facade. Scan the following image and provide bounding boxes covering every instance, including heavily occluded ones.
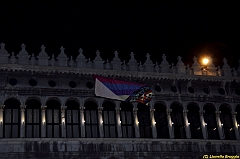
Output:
[0,43,240,159]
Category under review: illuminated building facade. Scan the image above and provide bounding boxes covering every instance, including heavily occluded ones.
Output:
[0,43,240,158]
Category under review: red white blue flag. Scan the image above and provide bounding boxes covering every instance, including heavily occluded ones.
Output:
[93,75,153,105]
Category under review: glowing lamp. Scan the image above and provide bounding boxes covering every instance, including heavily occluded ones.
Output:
[202,58,209,65]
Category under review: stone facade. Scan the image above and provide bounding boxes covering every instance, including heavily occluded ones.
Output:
[0,43,240,159]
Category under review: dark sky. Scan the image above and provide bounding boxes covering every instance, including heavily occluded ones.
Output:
[1,2,240,68]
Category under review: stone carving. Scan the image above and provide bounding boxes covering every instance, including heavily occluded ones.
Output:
[0,43,9,64]
[112,51,121,70]
[128,52,138,71]
[18,44,29,65]
[93,50,103,69]
[192,56,201,75]
[222,58,232,76]
[37,45,49,66]
[160,54,171,73]
[76,48,86,68]
[57,46,68,67]
[176,56,186,74]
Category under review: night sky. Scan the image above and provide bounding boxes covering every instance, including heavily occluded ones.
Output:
[1,2,240,68]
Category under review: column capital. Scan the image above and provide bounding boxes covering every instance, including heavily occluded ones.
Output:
[150,108,155,114]
[183,109,188,115]
[79,106,85,111]
[199,110,205,116]
[20,105,26,109]
[232,111,237,116]
[166,109,172,115]
[0,105,5,109]
[133,108,138,114]
[41,106,47,110]
[115,107,121,114]
[98,107,103,114]
[61,106,67,111]
[215,111,221,117]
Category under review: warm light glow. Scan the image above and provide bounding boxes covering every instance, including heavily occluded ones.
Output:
[202,58,209,65]
[205,123,207,126]
[119,121,121,124]
[172,122,174,125]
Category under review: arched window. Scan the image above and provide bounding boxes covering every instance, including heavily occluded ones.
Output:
[154,103,169,138]
[171,104,186,139]
[84,101,99,138]
[25,99,41,138]
[220,105,235,140]
[3,99,20,138]
[65,100,80,138]
[120,102,135,138]
[46,99,61,138]
[236,105,240,136]
[137,103,152,138]
[102,101,117,138]
[203,104,219,139]
[187,104,203,139]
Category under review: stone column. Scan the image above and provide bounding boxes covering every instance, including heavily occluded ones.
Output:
[61,106,67,138]
[133,107,140,138]
[150,108,157,138]
[166,109,174,138]
[98,107,104,138]
[79,106,85,138]
[216,111,224,139]
[199,110,207,139]
[232,112,240,140]
[183,110,191,139]
[0,105,5,138]
[115,107,122,138]
[41,106,47,138]
[20,105,26,138]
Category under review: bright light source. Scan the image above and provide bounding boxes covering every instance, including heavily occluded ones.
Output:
[202,58,209,65]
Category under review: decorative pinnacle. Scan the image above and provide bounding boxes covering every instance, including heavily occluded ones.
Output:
[41,45,46,51]
[21,44,26,49]
[60,46,65,53]
[79,48,83,53]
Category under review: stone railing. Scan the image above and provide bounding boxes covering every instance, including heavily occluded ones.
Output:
[1,43,240,77]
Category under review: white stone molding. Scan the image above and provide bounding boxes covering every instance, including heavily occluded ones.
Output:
[133,107,140,138]
[215,111,225,139]
[166,108,174,139]
[79,106,85,138]
[20,105,26,138]
[61,106,67,138]
[231,111,240,140]
[41,106,47,138]
[150,108,157,138]
[183,109,191,139]
[199,110,208,139]
[98,107,104,138]
[0,105,5,138]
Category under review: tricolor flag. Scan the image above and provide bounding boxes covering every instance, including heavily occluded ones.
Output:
[93,75,153,105]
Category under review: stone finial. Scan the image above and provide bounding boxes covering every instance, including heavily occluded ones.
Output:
[155,62,160,73]
[122,60,128,71]
[51,54,55,66]
[105,59,111,70]
[93,50,103,69]
[57,46,68,66]
[222,58,232,76]
[144,53,154,72]
[10,52,16,64]
[128,52,138,71]
[191,56,201,75]
[0,42,9,64]
[30,53,36,65]
[76,48,86,68]
[69,56,74,68]
[206,57,216,76]
[18,43,29,65]
[176,56,186,74]
[112,51,121,70]
[159,54,171,73]
[37,45,49,66]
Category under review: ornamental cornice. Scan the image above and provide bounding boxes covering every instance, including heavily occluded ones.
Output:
[0,63,239,82]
